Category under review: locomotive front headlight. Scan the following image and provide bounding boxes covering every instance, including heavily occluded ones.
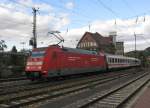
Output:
[37,61,43,65]
[42,71,47,73]
[38,66,42,69]
[26,66,30,69]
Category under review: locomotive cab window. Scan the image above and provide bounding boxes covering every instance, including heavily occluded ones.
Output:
[31,51,45,57]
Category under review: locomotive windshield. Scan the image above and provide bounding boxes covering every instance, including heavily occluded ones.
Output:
[31,51,45,57]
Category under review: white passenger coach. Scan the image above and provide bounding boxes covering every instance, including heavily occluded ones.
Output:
[106,54,141,69]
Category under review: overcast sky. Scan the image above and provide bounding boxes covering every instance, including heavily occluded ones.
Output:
[0,0,150,52]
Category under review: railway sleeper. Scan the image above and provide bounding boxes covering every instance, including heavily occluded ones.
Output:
[62,72,149,108]
[87,74,150,108]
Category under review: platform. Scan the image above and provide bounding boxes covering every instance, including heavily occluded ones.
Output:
[132,83,150,108]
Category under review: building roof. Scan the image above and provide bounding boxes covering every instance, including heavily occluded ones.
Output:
[78,32,113,47]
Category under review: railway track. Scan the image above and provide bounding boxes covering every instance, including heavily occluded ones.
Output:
[0,70,136,108]
[0,71,125,95]
[0,76,26,82]
[0,68,139,91]
[0,78,30,90]
[63,72,150,108]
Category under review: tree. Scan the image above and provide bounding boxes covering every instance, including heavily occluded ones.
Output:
[10,46,18,65]
[0,40,7,52]
[11,46,17,53]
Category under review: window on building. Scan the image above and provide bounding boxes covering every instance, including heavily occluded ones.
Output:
[88,42,90,47]
[91,42,93,46]
[89,42,91,46]
[93,42,96,46]
[82,42,84,47]
[78,44,80,48]
[80,43,82,48]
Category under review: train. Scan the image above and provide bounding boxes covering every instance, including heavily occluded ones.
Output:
[25,45,141,80]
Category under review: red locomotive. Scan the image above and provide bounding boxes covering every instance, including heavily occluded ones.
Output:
[25,45,141,80]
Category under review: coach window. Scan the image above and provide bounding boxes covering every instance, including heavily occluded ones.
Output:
[107,58,110,63]
[111,58,113,63]
[107,58,109,62]
[116,58,118,63]
[113,58,115,63]
[112,58,114,63]
[108,58,110,63]
[110,58,112,63]
[115,58,117,63]
[109,58,111,63]
[123,59,125,63]
[121,59,123,63]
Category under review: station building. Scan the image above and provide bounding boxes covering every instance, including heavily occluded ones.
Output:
[76,31,124,55]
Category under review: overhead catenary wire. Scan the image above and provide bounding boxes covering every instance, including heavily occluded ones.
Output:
[96,0,119,17]
[9,0,31,8]
[121,0,150,50]
[2,0,150,46]
[139,35,150,46]
[121,0,136,14]
[42,0,92,22]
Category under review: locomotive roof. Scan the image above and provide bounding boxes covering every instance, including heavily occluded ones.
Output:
[62,47,98,55]
[33,47,47,51]
[35,45,98,55]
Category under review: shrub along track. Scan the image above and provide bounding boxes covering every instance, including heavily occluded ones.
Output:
[0,69,138,108]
